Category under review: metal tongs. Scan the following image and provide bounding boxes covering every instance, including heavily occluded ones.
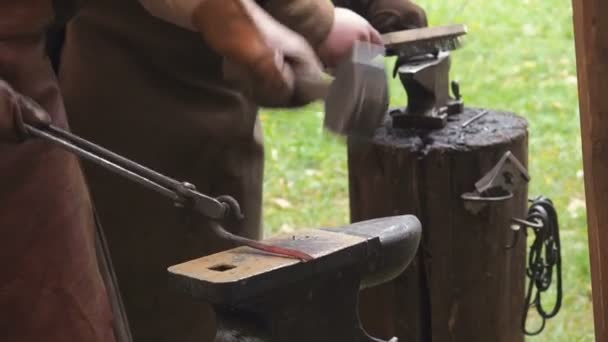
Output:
[24,124,313,261]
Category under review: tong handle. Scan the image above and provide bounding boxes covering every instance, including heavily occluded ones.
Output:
[24,124,313,261]
[24,124,230,220]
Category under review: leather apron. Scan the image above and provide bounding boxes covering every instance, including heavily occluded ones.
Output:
[59,1,264,341]
[0,2,115,341]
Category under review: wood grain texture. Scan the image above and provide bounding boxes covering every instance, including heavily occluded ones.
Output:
[572,1,608,340]
[349,109,528,341]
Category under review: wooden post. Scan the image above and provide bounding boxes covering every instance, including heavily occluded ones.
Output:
[572,1,608,340]
[349,109,528,341]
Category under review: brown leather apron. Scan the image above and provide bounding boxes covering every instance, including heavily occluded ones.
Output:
[0,3,115,341]
[59,1,264,341]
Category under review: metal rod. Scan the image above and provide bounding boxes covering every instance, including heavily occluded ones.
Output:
[33,125,227,218]
[210,223,313,261]
[26,124,180,202]
[26,124,314,261]
[511,217,544,229]
[47,125,182,191]
[461,109,489,128]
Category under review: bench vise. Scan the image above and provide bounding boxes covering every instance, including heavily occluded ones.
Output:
[168,215,422,342]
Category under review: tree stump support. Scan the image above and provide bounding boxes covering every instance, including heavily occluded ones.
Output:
[349,108,528,341]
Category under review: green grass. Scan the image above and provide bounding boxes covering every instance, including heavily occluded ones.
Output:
[260,0,593,340]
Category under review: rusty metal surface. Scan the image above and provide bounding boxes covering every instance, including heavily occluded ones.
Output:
[169,216,421,342]
[169,229,368,305]
[169,229,366,282]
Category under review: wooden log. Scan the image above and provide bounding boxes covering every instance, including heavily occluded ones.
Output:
[349,108,528,341]
[572,1,608,340]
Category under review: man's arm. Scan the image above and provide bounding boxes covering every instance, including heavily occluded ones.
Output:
[137,0,335,48]
[0,81,51,142]
[138,0,382,106]
[261,0,335,49]
[139,0,328,107]
[0,1,55,141]
[137,0,383,66]
[333,0,427,33]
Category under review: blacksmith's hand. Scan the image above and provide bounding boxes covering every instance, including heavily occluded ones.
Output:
[317,8,383,68]
[223,0,332,107]
[0,80,51,142]
[139,0,329,106]
[366,0,428,33]
[191,0,327,107]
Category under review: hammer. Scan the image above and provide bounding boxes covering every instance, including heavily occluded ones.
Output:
[322,40,389,139]
[321,25,467,138]
[168,215,421,342]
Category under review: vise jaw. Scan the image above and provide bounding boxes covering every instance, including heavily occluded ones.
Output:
[168,215,422,342]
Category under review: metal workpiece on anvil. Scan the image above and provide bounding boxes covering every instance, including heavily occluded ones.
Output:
[23,124,314,261]
[168,215,422,342]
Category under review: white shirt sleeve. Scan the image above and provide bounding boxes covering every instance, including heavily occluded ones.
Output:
[138,0,203,30]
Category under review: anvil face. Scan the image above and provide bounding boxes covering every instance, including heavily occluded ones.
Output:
[168,216,422,342]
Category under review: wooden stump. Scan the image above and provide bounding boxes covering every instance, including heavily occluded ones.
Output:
[348,108,528,342]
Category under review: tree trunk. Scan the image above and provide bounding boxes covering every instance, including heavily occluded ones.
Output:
[349,108,528,342]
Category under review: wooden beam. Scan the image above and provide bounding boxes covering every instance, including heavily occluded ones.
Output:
[572,0,608,340]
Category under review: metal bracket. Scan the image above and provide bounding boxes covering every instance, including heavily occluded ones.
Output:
[462,151,530,214]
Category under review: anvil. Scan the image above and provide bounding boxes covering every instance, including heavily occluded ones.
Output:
[169,215,422,342]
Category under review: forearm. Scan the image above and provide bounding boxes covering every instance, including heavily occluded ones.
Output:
[139,0,335,47]
[139,0,278,79]
[338,0,427,32]
[261,0,335,47]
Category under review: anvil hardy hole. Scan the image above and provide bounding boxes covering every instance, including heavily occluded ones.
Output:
[209,264,237,272]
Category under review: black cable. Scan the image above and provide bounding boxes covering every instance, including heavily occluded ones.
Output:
[520,196,563,336]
